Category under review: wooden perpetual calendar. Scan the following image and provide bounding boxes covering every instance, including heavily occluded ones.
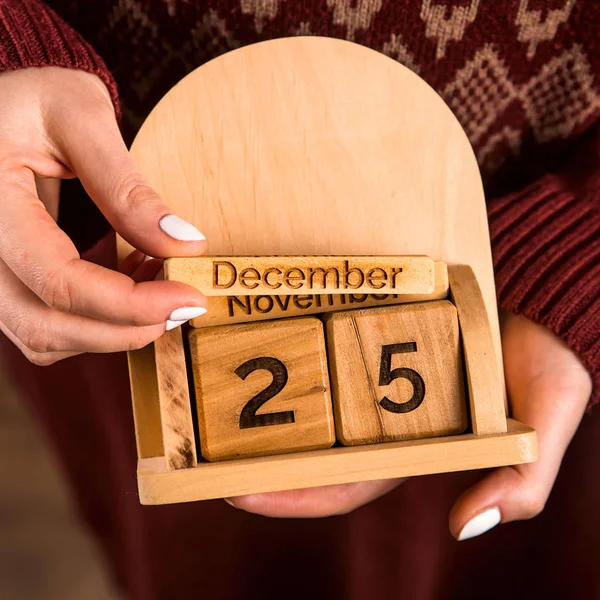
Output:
[117,37,538,505]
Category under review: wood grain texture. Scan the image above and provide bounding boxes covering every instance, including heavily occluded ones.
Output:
[190,261,449,328]
[127,343,164,459]
[137,419,537,504]
[165,256,434,296]
[189,317,335,461]
[155,328,197,469]
[449,265,507,435]
[114,37,526,501]
[326,300,467,445]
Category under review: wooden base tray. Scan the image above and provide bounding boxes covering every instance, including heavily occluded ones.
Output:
[138,419,536,505]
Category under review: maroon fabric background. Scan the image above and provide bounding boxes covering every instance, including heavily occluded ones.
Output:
[0,3,598,598]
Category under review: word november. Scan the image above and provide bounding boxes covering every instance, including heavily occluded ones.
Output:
[165,256,435,296]
[227,292,403,313]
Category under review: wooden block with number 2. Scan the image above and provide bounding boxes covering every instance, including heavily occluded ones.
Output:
[325,300,468,445]
[189,317,335,461]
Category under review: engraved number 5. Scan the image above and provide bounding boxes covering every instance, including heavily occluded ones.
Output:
[378,343,425,414]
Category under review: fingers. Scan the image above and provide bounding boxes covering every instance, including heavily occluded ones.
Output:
[0,67,208,361]
[47,98,207,259]
[0,318,78,366]
[0,258,167,363]
[227,479,404,518]
[0,172,207,326]
[119,250,150,277]
[449,314,592,540]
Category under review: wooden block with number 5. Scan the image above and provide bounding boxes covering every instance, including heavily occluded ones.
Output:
[325,300,467,445]
[189,317,335,461]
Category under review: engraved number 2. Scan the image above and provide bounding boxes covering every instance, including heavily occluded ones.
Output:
[236,357,295,429]
[378,343,425,413]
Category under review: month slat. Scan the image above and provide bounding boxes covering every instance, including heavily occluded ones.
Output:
[165,256,435,296]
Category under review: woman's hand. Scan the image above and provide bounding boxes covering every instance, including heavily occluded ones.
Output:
[227,311,592,540]
[448,311,591,539]
[0,67,208,364]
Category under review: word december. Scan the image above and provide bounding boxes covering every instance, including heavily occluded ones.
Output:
[164,256,434,296]
[213,260,402,291]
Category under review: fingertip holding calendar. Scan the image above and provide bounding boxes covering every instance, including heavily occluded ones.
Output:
[117,37,538,505]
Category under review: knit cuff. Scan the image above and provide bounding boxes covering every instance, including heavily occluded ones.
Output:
[0,0,119,116]
[489,174,600,409]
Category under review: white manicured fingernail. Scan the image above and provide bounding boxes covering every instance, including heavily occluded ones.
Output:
[169,307,207,321]
[159,215,205,241]
[458,507,501,541]
[224,499,238,509]
[166,319,188,331]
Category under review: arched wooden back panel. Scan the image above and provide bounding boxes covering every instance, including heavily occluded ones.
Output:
[117,38,536,504]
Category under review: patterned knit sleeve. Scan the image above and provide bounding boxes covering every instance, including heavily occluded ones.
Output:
[0,0,119,113]
[487,127,600,408]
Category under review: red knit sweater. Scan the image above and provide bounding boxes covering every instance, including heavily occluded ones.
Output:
[0,0,598,404]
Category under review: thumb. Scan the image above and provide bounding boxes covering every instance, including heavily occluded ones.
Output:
[51,99,206,259]
[449,315,592,541]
